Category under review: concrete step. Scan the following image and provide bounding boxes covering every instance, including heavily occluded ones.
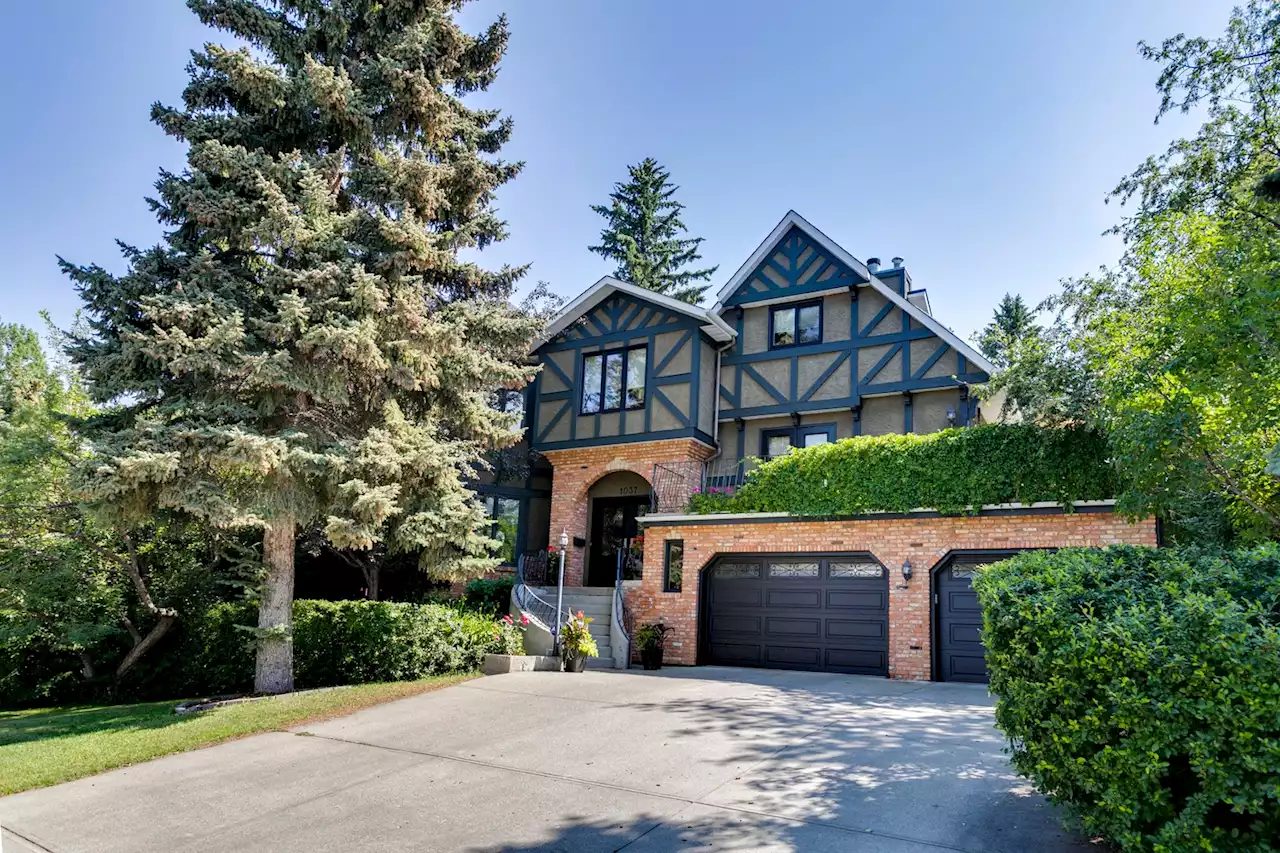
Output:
[563,604,612,619]
[530,586,613,598]
[585,657,615,670]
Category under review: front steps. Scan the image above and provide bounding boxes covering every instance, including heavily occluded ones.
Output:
[528,585,617,669]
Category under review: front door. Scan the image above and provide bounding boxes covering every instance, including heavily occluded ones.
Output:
[587,496,649,586]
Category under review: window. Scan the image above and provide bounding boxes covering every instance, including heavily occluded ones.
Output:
[770,300,822,349]
[663,539,684,592]
[761,424,836,460]
[491,388,525,424]
[581,345,646,414]
[951,562,990,580]
[482,496,521,565]
[714,562,760,579]
[768,561,819,578]
[829,562,884,578]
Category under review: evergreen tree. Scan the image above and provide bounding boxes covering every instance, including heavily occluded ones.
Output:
[60,0,539,693]
[589,158,717,303]
[978,293,1040,368]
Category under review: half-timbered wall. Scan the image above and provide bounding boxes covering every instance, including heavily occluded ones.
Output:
[529,292,717,452]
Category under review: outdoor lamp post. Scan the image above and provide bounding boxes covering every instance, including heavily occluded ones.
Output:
[554,528,568,654]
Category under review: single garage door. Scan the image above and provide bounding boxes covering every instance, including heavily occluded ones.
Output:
[935,552,1023,683]
[705,553,889,676]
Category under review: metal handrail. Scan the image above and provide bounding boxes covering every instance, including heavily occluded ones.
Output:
[614,550,633,669]
[514,553,568,633]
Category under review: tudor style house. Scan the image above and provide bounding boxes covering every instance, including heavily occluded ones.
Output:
[491,211,1157,682]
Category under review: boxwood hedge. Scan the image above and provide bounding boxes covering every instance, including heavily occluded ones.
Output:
[974,545,1280,852]
[688,424,1115,516]
[166,599,507,696]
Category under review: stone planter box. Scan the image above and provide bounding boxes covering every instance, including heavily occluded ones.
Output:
[483,654,562,675]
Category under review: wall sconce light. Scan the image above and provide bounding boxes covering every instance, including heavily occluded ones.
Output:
[946,406,957,426]
[901,559,913,582]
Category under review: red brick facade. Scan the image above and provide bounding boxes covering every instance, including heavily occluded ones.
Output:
[542,438,715,587]
[627,509,1158,680]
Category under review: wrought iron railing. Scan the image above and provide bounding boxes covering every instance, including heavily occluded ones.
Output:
[513,551,568,634]
[650,458,748,512]
[614,555,632,669]
[705,457,748,493]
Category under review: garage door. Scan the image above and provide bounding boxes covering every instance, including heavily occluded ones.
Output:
[705,554,889,676]
[935,553,1027,683]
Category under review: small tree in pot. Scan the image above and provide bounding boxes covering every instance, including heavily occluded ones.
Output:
[635,623,670,670]
[558,611,598,673]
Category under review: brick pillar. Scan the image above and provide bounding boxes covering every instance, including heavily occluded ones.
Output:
[547,468,590,587]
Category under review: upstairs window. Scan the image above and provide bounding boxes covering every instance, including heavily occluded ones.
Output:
[581,345,647,414]
[770,300,822,349]
[761,424,836,460]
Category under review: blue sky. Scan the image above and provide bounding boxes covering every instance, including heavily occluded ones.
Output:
[0,1,1232,342]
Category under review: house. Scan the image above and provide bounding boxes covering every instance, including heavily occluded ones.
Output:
[486,211,1156,682]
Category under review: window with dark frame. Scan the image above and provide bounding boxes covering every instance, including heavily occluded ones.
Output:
[760,424,836,460]
[481,495,521,565]
[663,539,684,592]
[581,345,647,414]
[770,299,822,349]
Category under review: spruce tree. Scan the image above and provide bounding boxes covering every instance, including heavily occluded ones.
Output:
[978,293,1039,369]
[61,0,539,693]
[589,158,717,303]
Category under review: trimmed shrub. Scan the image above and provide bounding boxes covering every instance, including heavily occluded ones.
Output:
[974,545,1280,852]
[462,576,514,615]
[137,600,503,699]
[2,599,507,707]
[688,424,1115,516]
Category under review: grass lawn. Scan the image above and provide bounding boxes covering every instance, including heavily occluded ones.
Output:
[0,673,475,796]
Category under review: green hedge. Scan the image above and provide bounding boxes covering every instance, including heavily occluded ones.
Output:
[463,576,514,615]
[688,424,1115,515]
[974,546,1280,852]
[182,599,506,695]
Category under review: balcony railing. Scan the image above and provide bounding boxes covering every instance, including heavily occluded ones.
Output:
[649,458,748,513]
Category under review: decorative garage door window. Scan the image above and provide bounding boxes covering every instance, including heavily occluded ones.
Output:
[951,562,991,579]
[829,562,883,578]
[714,562,760,579]
[768,561,820,578]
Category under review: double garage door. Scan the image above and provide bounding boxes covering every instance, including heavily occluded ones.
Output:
[704,553,889,676]
[705,551,1009,682]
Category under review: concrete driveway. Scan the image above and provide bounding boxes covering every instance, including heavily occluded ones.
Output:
[1,667,1085,853]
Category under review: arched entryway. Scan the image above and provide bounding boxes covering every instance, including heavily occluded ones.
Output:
[584,470,650,586]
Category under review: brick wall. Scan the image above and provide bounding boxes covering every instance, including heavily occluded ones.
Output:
[542,438,715,587]
[630,509,1158,680]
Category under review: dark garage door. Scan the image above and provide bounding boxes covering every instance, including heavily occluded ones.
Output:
[705,554,889,676]
[935,553,1019,683]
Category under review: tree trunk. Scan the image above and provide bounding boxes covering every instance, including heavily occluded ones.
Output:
[362,563,380,601]
[256,517,296,694]
[115,614,177,679]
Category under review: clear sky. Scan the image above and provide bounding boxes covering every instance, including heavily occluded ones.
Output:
[0,0,1233,342]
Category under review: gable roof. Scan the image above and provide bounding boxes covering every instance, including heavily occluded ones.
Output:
[531,276,736,353]
[712,211,996,376]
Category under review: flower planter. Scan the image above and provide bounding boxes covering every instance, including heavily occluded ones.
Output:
[640,646,665,671]
[562,655,587,673]
[482,654,561,675]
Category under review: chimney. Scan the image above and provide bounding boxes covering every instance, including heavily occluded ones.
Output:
[866,257,881,273]
[891,256,904,269]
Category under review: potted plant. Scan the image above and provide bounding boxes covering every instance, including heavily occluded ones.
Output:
[558,610,599,673]
[635,622,670,670]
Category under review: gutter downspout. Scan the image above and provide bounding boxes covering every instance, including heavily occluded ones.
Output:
[706,337,736,466]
